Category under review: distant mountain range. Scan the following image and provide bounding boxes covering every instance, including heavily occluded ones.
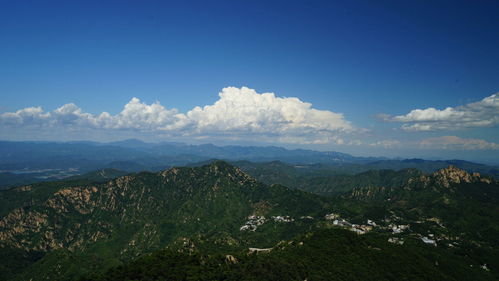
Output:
[0,139,497,189]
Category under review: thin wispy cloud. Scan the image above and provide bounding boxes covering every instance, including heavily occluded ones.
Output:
[380,93,499,131]
[418,136,499,150]
[368,140,402,149]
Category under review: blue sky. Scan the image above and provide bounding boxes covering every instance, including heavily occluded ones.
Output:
[0,0,498,163]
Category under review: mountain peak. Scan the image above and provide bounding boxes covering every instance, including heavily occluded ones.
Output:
[433,165,473,187]
[159,160,254,186]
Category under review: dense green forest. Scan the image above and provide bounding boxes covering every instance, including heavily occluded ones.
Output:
[82,228,496,281]
[0,161,497,280]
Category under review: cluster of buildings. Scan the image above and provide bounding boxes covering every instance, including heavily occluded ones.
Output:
[240,215,266,231]
[241,212,451,252]
[349,224,373,235]
[419,233,438,246]
[271,215,294,222]
[240,215,295,231]
[420,236,437,246]
[325,213,414,237]
[388,223,410,234]
[325,213,340,220]
[241,212,443,250]
[325,213,375,235]
[388,237,404,245]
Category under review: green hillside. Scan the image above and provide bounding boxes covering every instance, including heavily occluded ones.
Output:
[0,161,331,280]
[0,162,497,280]
[82,228,496,281]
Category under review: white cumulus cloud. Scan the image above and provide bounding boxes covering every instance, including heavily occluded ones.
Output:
[0,99,184,131]
[0,106,51,126]
[0,87,354,144]
[96,97,183,130]
[186,87,352,134]
[381,93,499,131]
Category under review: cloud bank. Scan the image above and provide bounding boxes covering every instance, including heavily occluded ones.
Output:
[381,93,499,131]
[351,136,498,151]
[0,87,353,144]
[418,136,499,150]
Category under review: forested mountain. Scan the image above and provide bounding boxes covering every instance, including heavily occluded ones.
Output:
[234,161,424,196]
[0,161,330,280]
[0,162,497,280]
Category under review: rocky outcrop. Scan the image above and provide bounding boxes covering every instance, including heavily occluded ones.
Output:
[345,166,495,200]
[431,166,494,188]
[432,166,473,188]
[45,186,98,214]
